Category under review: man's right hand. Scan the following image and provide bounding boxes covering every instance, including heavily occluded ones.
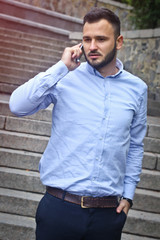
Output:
[61,43,83,71]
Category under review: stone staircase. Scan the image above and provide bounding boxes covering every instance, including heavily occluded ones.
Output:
[0,2,160,239]
[0,92,160,240]
[0,26,71,95]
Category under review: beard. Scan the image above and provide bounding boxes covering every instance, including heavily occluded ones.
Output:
[84,42,117,70]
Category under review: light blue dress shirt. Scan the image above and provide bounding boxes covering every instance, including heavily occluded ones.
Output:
[9,59,147,200]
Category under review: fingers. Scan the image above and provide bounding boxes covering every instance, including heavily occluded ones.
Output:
[116,199,130,215]
[61,43,83,71]
[71,43,83,61]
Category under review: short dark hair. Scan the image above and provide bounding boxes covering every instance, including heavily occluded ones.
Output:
[83,7,121,38]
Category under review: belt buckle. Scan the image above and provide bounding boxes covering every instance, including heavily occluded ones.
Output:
[81,196,89,208]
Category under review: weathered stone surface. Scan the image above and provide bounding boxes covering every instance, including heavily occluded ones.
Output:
[0,167,45,193]
[0,148,41,171]
[0,100,11,116]
[147,116,160,125]
[124,209,160,238]
[134,188,160,213]
[142,152,157,170]
[0,212,35,240]
[11,0,132,31]
[0,82,18,94]
[0,52,55,68]
[144,137,160,154]
[138,169,160,191]
[0,115,5,129]
[118,37,160,101]
[6,116,52,136]
[157,154,160,170]
[147,100,160,117]
[0,32,65,51]
[0,187,42,217]
[0,59,47,72]
[0,26,69,45]
[0,130,49,153]
[122,233,159,240]
[0,97,53,121]
[147,124,160,139]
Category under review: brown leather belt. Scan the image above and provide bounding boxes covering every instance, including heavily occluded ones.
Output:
[46,186,118,208]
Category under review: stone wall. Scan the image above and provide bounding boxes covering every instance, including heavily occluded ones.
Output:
[118,30,160,101]
[13,0,133,31]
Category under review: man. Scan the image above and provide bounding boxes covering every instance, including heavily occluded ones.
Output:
[9,7,147,240]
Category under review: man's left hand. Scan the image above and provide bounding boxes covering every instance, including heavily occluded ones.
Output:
[116,199,130,215]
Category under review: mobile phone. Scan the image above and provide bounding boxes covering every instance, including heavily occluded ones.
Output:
[76,44,83,63]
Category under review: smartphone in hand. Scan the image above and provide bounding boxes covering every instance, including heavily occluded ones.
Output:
[76,44,84,63]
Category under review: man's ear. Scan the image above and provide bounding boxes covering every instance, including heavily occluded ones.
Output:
[116,35,123,50]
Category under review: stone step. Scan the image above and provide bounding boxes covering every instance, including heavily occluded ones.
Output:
[0,164,159,195]
[0,184,159,219]
[142,152,159,170]
[0,0,83,32]
[0,144,159,172]
[134,188,160,213]
[0,40,63,57]
[0,32,66,51]
[0,203,159,240]
[1,114,160,142]
[0,13,70,40]
[122,233,160,240]
[0,187,42,217]
[0,82,18,94]
[0,71,35,86]
[0,96,52,122]
[0,26,70,45]
[123,209,160,239]
[0,211,159,240]
[144,136,160,154]
[0,46,61,61]
[0,65,38,80]
[4,116,52,136]
[0,148,41,171]
[0,212,35,240]
[0,145,159,172]
[138,169,160,191]
[147,117,160,139]
[0,52,56,67]
[0,60,48,72]
[148,99,160,117]
[1,129,160,169]
[0,167,45,193]
[0,130,49,153]
[147,116,160,125]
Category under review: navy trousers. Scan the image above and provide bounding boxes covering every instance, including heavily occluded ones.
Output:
[36,192,127,240]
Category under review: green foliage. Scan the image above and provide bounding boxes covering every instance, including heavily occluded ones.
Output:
[123,0,160,29]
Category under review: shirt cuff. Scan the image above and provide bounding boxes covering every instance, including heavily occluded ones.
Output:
[46,60,69,81]
[122,183,136,200]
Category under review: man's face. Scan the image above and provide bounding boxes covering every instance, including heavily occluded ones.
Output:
[82,19,117,70]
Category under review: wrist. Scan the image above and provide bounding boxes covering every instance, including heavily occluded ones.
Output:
[121,197,133,208]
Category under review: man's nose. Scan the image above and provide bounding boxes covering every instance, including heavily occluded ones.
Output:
[89,40,97,51]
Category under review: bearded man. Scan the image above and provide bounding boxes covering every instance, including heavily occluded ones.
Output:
[9,7,147,240]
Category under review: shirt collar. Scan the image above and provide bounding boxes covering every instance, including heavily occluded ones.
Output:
[86,58,123,78]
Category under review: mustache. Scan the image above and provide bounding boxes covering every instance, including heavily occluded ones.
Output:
[88,51,102,56]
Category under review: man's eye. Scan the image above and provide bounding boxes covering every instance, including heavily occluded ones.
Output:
[84,38,91,42]
[98,38,105,42]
